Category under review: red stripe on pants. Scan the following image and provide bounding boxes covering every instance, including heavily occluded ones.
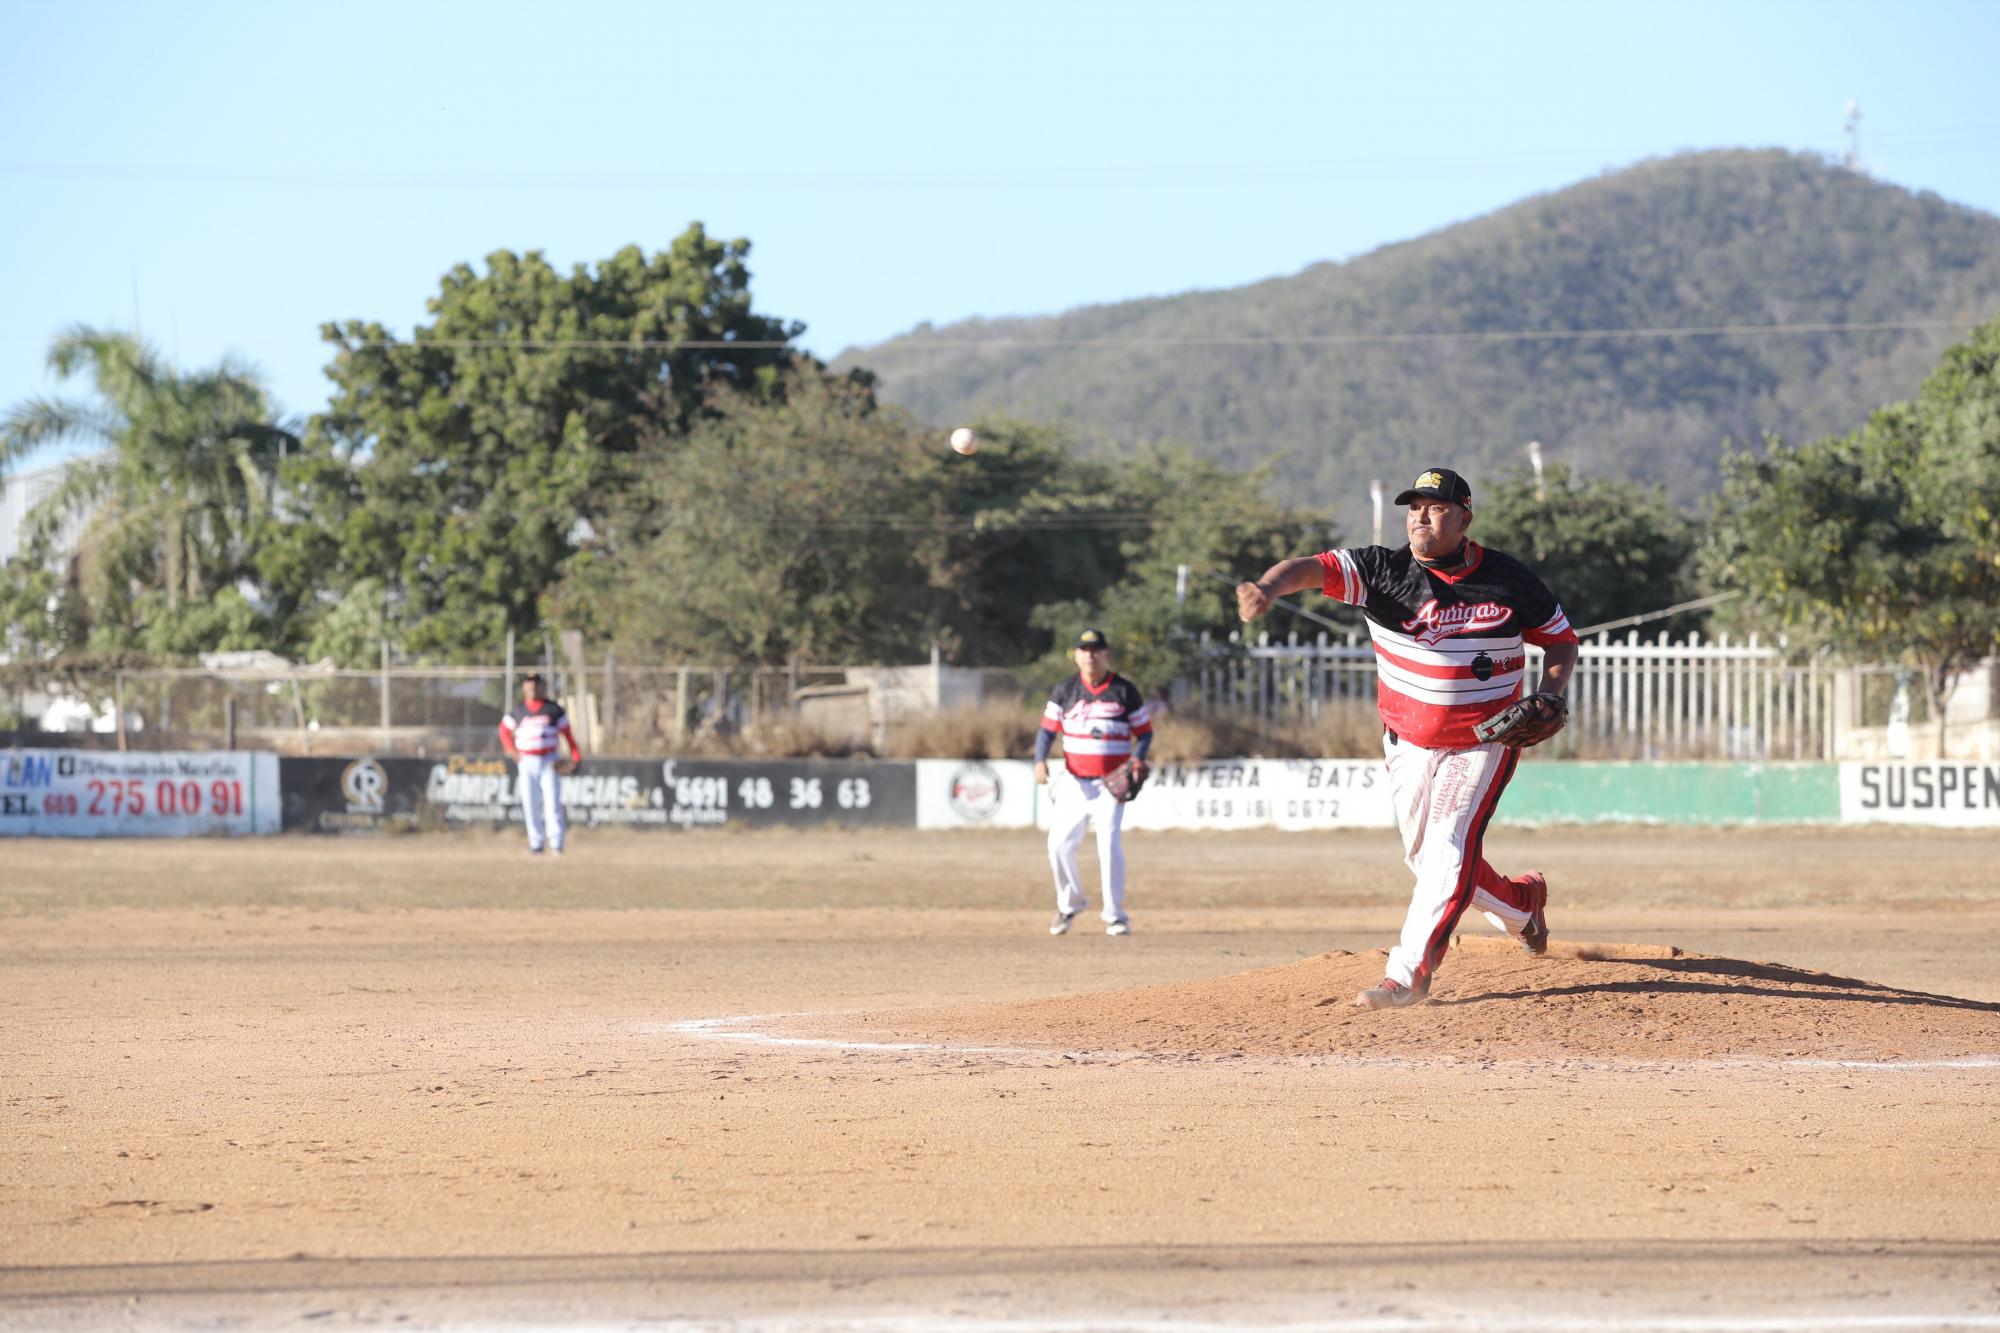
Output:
[1413,746,1519,987]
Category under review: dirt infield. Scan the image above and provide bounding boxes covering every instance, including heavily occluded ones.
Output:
[4,825,1999,1330]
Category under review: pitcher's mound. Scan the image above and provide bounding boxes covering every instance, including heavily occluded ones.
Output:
[798,937,2000,1063]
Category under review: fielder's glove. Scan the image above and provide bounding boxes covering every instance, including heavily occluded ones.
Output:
[1101,758,1149,803]
[1473,692,1569,749]
[555,757,581,777]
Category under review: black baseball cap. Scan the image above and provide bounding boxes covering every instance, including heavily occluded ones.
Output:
[1075,628,1110,650]
[1394,467,1473,507]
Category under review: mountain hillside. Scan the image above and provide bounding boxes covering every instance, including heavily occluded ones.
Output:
[839,151,2000,536]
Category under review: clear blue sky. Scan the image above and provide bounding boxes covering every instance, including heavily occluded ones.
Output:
[4,0,1996,470]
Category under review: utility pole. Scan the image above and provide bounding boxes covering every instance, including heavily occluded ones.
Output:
[1526,441,1546,501]
[1369,479,1384,547]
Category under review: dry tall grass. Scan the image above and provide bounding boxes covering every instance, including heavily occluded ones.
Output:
[1144,703,1384,762]
[614,703,1787,764]
[625,700,1388,762]
[882,701,1043,759]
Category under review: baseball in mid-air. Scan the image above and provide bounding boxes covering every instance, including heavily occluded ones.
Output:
[949,427,980,456]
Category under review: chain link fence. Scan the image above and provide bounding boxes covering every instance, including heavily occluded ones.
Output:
[1,660,1031,757]
[9,645,1990,761]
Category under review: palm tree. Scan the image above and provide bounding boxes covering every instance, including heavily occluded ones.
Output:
[1,327,300,647]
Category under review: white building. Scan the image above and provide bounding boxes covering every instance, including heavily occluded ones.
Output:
[0,456,94,566]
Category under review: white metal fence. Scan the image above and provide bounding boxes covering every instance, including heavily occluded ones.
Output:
[1194,629,1841,760]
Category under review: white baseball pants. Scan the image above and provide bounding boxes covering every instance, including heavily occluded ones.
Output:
[1046,768,1128,923]
[1380,731,1536,989]
[517,753,567,853]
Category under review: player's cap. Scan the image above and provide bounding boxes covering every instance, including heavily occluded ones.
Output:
[1394,467,1472,507]
[1075,628,1110,650]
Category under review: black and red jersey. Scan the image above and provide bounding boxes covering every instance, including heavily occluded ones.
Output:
[1041,672,1153,778]
[500,698,580,758]
[1316,542,1577,749]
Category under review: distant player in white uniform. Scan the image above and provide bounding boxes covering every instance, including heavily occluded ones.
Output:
[1237,467,1580,1008]
[1034,628,1154,936]
[498,673,583,856]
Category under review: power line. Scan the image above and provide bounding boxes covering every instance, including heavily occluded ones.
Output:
[1193,569,1746,640]
[595,508,1167,534]
[889,318,1984,347]
[6,129,1997,189]
[779,513,1160,532]
[328,316,1981,355]
[1573,590,1741,637]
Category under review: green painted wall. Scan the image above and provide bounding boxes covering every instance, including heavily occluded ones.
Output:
[1499,761,1840,825]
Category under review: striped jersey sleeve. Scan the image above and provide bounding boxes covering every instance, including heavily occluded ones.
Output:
[1316,549,1367,606]
[1523,605,1577,647]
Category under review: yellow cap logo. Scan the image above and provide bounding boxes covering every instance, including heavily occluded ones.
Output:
[1415,471,1443,491]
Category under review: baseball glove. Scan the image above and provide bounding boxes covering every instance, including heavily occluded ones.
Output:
[555,756,581,777]
[1473,692,1569,748]
[1101,759,1148,803]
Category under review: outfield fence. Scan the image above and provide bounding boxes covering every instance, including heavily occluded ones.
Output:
[5,635,1992,762]
[8,746,2000,836]
[1194,630,1991,761]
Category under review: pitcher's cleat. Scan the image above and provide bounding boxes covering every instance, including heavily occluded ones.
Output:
[1517,871,1549,956]
[1354,977,1427,1009]
[1105,917,1131,936]
[1049,910,1077,936]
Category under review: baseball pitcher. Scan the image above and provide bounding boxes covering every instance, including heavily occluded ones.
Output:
[1237,467,1579,1008]
[1034,628,1154,937]
[499,672,583,856]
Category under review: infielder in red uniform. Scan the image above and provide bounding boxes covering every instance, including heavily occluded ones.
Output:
[1237,467,1579,1008]
[499,673,583,856]
[1034,628,1153,936]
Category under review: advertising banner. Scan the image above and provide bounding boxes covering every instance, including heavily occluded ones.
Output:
[1266,759,1396,831]
[1031,758,1396,832]
[644,758,916,830]
[281,755,916,833]
[1839,761,2000,827]
[915,759,1037,829]
[1116,759,1293,832]
[1,748,280,837]
[259,753,2000,834]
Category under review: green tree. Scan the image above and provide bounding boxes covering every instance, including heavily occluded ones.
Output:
[1702,318,2000,754]
[0,327,298,656]
[916,419,1135,666]
[1903,312,2000,554]
[549,368,940,663]
[1473,461,1700,638]
[302,577,397,668]
[1024,448,1331,691]
[285,225,804,658]
[549,382,1329,681]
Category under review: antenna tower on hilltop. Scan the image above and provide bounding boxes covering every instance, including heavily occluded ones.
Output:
[1843,101,1865,173]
